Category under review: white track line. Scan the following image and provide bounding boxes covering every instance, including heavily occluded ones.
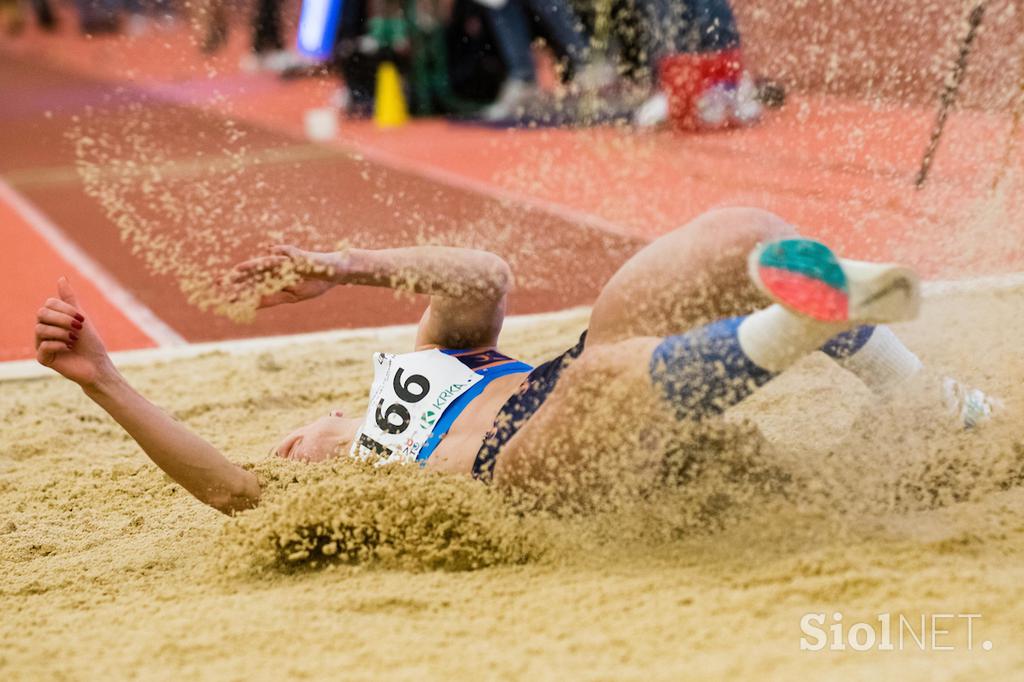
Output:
[3,144,339,190]
[921,272,1024,297]
[0,178,185,347]
[0,307,590,382]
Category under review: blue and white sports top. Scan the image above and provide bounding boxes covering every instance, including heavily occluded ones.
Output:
[417,349,533,462]
[349,347,532,465]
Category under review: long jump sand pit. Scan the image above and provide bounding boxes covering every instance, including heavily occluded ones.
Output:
[2,286,1023,680]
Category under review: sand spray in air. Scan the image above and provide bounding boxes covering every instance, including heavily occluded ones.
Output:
[67,93,638,323]
[68,101,327,322]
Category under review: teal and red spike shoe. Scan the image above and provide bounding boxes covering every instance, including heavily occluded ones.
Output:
[748,238,921,324]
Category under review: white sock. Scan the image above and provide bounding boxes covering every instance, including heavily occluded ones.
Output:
[737,305,849,373]
[837,325,923,392]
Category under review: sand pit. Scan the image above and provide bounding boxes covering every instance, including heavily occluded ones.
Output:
[2,289,1023,680]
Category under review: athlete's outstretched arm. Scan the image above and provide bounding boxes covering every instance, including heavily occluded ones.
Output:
[233,245,513,349]
[337,246,513,301]
[35,280,261,514]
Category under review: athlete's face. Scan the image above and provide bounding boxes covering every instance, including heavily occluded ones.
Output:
[274,410,362,463]
[322,415,362,456]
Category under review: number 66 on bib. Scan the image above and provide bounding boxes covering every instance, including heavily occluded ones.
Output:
[351,350,482,465]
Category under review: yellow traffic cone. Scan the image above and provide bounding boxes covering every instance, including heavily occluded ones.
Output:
[374,62,409,129]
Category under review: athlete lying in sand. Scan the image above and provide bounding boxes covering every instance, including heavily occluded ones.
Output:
[34,208,997,514]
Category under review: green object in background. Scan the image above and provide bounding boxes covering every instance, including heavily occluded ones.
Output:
[406,0,479,117]
[367,15,409,48]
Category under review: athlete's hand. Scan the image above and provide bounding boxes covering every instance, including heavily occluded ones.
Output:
[274,411,354,463]
[229,245,347,309]
[35,278,113,387]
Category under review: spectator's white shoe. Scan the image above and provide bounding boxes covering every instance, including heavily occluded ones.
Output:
[732,72,764,126]
[635,73,764,130]
[125,13,150,37]
[357,35,380,54]
[695,83,733,129]
[482,79,538,121]
[261,50,316,74]
[571,61,617,92]
[634,91,668,128]
[943,377,1002,429]
[699,74,763,129]
[240,50,315,74]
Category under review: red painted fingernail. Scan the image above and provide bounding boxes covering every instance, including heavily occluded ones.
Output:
[74,314,85,322]
[69,333,78,341]
[71,321,83,330]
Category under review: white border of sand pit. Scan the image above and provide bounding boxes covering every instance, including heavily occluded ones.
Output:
[0,307,590,382]
[921,272,1024,297]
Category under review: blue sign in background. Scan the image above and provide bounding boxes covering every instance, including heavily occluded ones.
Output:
[296,0,344,60]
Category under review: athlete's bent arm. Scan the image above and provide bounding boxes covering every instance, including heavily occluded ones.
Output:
[35,279,260,514]
[339,246,513,302]
[234,245,513,349]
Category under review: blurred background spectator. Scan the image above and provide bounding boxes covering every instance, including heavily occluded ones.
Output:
[2,0,57,33]
[634,0,760,129]
[195,0,315,73]
[77,0,122,34]
[1,0,774,128]
[480,0,611,121]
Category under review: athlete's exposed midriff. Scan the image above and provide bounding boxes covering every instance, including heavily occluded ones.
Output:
[421,370,530,474]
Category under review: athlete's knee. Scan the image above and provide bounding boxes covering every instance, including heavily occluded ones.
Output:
[689,207,798,250]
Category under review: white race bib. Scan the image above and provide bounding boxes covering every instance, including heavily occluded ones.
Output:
[350,350,482,465]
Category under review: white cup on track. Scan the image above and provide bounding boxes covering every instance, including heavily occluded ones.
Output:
[304,107,338,141]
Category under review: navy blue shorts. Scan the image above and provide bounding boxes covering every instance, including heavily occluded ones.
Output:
[470,321,878,482]
[471,332,588,482]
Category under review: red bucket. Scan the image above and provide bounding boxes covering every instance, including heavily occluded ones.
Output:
[658,49,744,130]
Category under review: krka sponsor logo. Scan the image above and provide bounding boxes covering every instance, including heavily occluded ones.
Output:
[419,382,466,428]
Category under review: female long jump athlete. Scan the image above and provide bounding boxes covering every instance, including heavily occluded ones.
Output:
[33,208,995,514]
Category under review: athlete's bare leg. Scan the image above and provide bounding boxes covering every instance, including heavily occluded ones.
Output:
[586,207,796,346]
[492,336,666,500]
[493,226,928,500]
[496,209,800,496]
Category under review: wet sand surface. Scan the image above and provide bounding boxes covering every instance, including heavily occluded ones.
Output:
[2,290,1023,680]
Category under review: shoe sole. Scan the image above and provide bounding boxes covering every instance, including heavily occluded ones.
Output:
[749,238,921,324]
